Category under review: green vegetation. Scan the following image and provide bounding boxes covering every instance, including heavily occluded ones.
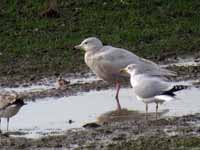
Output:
[1,0,200,77]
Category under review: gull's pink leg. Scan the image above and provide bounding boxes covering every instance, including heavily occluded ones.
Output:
[145,104,148,120]
[115,81,122,111]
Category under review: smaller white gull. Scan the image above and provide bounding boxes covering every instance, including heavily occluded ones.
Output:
[121,64,188,119]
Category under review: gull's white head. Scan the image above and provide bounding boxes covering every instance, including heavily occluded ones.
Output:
[74,37,103,52]
[120,64,139,76]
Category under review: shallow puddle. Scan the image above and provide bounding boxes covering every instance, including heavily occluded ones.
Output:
[164,57,200,67]
[3,85,53,93]
[2,74,99,94]
[2,86,200,138]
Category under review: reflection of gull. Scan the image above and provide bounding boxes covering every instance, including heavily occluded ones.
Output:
[121,64,187,119]
[75,37,176,111]
[0,91,26,132]
[97,109,170,123]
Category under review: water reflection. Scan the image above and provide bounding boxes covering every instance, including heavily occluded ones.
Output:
[97,109,169,124]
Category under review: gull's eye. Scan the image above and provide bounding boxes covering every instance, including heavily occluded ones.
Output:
[84,42,88,45]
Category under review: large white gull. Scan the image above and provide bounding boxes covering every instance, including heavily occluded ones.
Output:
[75,37,176,111]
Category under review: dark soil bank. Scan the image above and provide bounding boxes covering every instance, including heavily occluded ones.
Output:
[0,113,200,150]
[1,64,200,102]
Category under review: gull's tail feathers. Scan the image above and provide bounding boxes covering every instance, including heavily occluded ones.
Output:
[139,58,177,77]
[155,85,188,102]
[163,85,189,96]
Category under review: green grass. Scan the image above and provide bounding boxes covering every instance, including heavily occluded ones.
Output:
[1,0,200,76]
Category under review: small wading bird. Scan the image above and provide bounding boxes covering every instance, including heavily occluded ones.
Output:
[75,37,176,111]
[55,77,70,90]
[120,64,188,119]
[0,91,26,132]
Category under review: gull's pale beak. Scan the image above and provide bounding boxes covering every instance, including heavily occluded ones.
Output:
[119,68,127,74]
[74,44,82,49]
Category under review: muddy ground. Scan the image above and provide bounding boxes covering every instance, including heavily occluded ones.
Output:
[0,112,200,150]
[0,59,200,150]
[2,62,200,101]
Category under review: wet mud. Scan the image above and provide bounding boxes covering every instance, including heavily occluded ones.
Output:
[0,112,199,150]
[0,58,200,149]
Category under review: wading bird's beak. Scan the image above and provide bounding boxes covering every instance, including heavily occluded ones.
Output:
[119,68,127,74]
[74,44,82,49]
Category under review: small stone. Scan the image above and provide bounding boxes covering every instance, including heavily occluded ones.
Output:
[68,120,74,124]
[83,122,101,129]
